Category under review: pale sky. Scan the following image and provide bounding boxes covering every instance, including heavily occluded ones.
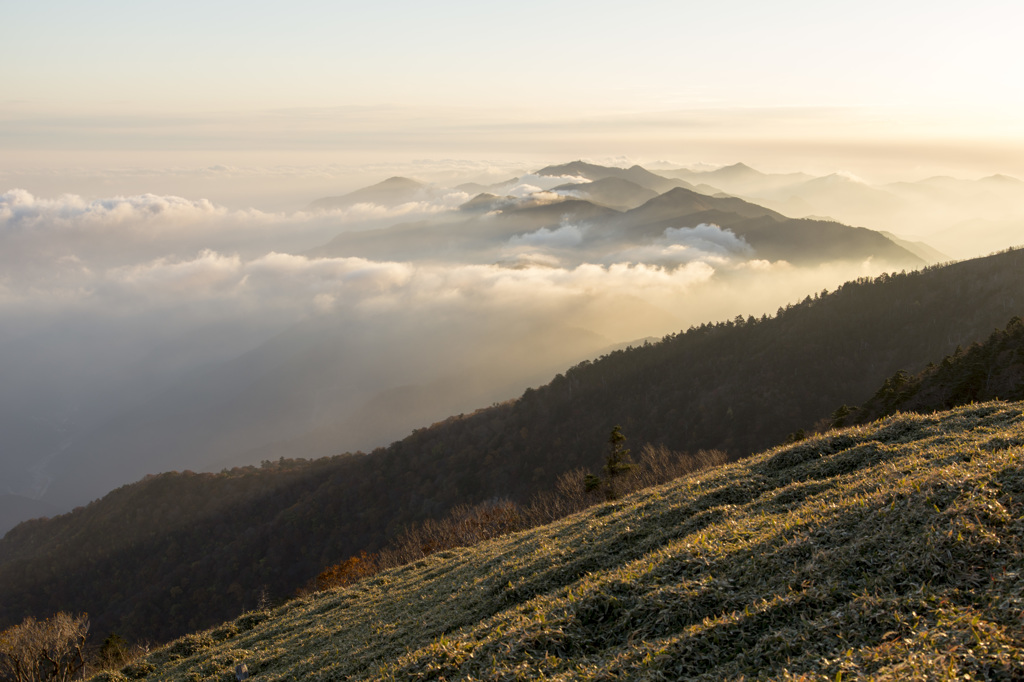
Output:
[3,0,1024,182]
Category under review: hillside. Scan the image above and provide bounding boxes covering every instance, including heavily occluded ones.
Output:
[610,187,917,266]
[550,177,659,210]
[844,315,1024,426]
[93,402,1024,681]
[2,249,1023,646]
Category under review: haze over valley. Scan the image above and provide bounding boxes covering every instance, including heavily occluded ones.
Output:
[3,156,970,519]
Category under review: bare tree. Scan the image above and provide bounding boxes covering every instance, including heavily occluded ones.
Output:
[0,613,89,682]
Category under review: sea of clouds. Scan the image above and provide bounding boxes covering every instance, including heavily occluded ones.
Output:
[0,181,890,512]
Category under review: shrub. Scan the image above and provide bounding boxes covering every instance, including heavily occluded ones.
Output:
[0,612,88,682]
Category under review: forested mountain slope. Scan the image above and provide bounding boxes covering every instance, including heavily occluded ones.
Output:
[2,248,1023,645]
[845,315,1024,425]
[93,402,1024,681]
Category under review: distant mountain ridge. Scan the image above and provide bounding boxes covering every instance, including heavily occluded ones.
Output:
[617,185,783,226]
[609,186,918,266]
[312,169,923,268]
[535,160,698,194]
[307,176,427,211]
[661,162,813,193]
[878,231,949,264]
[550,177,658,210]
[671,164,1024,259]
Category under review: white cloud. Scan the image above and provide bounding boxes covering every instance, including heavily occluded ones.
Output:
[833,170,869,183]
[507,223,586,248]
[0,241,724,320]
[0,189,480,273]
[506,183,544,198]
[495,173,592,199]
[0,190,865,333]
[662,224,755,256]
[104,250,244,297]
[603,224,754,265]
[0,188,473,239]
[0,189,231,234]
[309,190,470,219]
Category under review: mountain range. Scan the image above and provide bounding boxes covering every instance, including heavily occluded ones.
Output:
[659,162,1024,258]
[0,161,935,525]
[3,160,1023,657]
[311,171,922,267]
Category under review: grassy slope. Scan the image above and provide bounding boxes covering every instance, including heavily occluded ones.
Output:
[102,402,1024,681]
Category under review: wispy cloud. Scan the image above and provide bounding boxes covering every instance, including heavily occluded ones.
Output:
[602,224,755,266]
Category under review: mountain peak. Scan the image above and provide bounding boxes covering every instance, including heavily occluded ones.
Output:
[379,176,423,186]
[535,161,617,179]
[807,172,868,187]
[721,162,759,173]
[307,177,427,211]
[535,162,690,194]
[980,173,1023,185]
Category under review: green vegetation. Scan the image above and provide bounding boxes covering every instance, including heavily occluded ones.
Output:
[93,402,1024,680]
[3,248,1024,648]
[585,425,634,500]
[0,457,364,643]
[848,316,1024,425]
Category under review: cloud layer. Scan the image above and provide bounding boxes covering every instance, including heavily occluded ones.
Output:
[0,191,759,318]
[0,184,899,510]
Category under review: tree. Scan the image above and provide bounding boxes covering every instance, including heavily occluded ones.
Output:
[0,613,88,682]
[96,634,129,671]
[830,404,854,429]
[603,425,632,479]
[585,426,634,500]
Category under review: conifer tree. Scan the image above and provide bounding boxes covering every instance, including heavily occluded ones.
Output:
[603,425,632,479]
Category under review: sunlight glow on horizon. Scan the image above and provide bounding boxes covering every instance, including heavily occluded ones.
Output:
[5,1,1023,137]
[1,0,1023,196]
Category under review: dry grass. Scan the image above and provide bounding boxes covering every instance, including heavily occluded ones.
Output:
[91,402,1024,681]
[299,446,729,594]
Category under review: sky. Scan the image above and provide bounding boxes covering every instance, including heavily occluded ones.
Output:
[3,0,1024,191]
